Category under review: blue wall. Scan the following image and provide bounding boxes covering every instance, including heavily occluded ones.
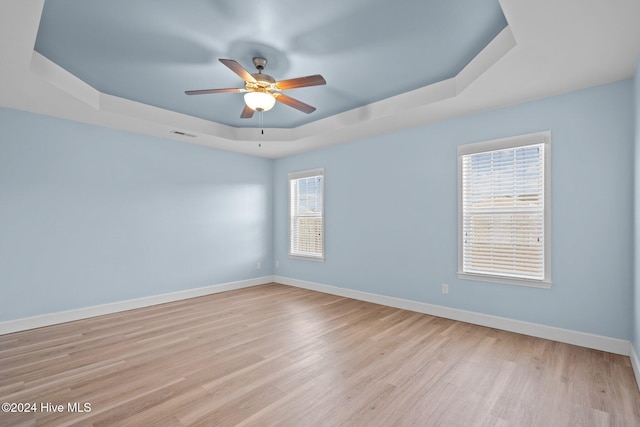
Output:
[1,79,636,343]
[0,108,273,321]
[274,79,634,339]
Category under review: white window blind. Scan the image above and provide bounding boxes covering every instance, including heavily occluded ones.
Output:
[458,132,550,287]
[289,169,324,260]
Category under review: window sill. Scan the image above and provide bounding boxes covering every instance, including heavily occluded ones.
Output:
[289,254,325,263]
[457,272,551,289]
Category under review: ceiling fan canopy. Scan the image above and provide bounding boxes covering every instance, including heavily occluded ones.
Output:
[185,57,326,119]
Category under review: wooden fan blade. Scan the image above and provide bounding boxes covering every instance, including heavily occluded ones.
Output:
[219,59,257,83]
[274,93,316,114]
[276,75,326,90]
[240,104,255,119]
[185,88,244,95]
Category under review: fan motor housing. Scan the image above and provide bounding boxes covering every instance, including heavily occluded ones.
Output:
[252,73,275,84]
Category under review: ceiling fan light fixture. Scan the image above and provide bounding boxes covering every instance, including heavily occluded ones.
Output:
[244,91,276,112]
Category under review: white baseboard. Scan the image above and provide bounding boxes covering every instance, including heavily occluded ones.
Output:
[0,276,275,335]
[274,275,631,356]
[630,344,640,391]
[3,275,632,359]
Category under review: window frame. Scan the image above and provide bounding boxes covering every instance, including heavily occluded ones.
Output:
[289,168,325,262]
[457,131,551,288]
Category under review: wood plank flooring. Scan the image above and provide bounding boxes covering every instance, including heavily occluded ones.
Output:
[1,283,639,426]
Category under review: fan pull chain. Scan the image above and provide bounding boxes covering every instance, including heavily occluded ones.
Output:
[258,110,264,147]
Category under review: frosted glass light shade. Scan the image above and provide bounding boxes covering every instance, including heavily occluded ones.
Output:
[244,92,276,111]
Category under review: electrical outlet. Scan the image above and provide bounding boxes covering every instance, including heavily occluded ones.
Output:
[442,284,449,294]
[256,262,261,270]
[275,260,279,268]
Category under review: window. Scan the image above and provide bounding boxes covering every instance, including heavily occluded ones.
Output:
[289,169,324,261]
[458,132,551,288]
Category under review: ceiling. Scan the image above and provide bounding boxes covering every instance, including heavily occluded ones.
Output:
[34,0,507,129]
[1,0,640,158]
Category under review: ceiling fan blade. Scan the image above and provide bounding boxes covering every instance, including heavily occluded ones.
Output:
[185,88,244,95]
[240,104,255,119]
[274,93,316,114]
[276,75,326,90]
[219,58,257,83]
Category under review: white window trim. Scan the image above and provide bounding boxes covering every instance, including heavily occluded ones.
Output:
[289,168,325,262]
[457,131,551,288]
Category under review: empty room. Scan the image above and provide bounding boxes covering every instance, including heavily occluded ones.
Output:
[2,0,640,425]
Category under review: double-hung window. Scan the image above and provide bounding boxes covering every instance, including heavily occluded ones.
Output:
[458,132,551,287]
[289,169,324,261]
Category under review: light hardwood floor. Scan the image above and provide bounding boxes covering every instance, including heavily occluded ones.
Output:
[1,283,639,426]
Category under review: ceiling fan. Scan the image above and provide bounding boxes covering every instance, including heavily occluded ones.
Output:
[185,57,326,118]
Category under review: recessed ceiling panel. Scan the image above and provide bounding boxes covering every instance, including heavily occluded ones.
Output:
[35,0,507,129]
